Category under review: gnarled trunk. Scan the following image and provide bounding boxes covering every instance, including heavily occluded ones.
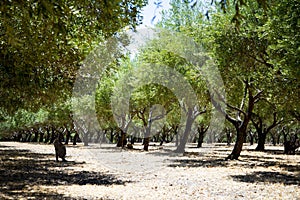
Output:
[255,131,267,151]
[65,127,71,145]
[143,137,150,151]
[117,130,127,147]
[175,108,194,153]
[197,125,208,148]
[73,132,79,145]
[39,132,44,143]
[227,124,247,160]
[32,129,39,142]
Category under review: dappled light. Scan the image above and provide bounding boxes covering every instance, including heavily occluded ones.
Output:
[0,145,129,199]
[0,0,299,198]
[231,171,299,186]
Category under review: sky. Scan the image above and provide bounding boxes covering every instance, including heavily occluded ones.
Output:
[140,0,171,27]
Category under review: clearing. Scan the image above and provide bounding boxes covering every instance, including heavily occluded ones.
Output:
[0,142,299,199]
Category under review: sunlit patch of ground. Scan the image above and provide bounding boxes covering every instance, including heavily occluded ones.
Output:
[0,142,299,199]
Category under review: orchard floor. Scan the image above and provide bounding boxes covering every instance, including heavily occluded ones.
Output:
[0,141,299,200]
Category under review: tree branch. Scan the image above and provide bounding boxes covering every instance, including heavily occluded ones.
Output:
[241,79,248,106]
[254,90,264,101]
[227,103,247,117]
[251,112,262,131]
[211,93,237,125]
[265,112,283,133]
[192,105,206,118]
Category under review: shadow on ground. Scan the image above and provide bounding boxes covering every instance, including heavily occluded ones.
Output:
[167,158,229,168]
[231,171,300,186]
[246,148,300,155]
[0,145,129,199]
[166,150,300,186]
[167,151,300,170]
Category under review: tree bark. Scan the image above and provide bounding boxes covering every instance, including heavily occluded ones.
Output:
[65,126,71,145]
[249,131,254,145]
[83,132,89,146]
[255,131,267,151]
[117,130,127,147]
[26,131,32,142]
[73,132,79,145]
[175,133,179,147]
[225,122,246,160]
[143,137,150,151]
[110,129,114,143]
[49,126,56,144]
[226,132,232,146]
[32,129,39,142]
[44,128,50,143]
[39,131,44,143]
[212,80,263,160]
[253,112,281,151]
[197,133,204,148]
[197,125,208,148]
[143,122,151,151]
[175,108,193,153]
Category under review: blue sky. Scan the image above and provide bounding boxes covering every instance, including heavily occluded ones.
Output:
[140,0,171,27]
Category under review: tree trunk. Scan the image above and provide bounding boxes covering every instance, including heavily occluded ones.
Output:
[197,134,204,148]
[121,131,127,147]
[117,131,127,147]
[49,126,56,144]
[249,132,254,145]
[39,132,44,143]
[143,137,150,151]
[26,131,32,142]
[143,127,150,150]
[39,128,45,142]
[226,132,232,146]
[109,129,114,143]
[175,109,193,153]
[16,132,22,141]
[160,133,166,146]
[175,123,192,153]
[255,131,267,151]
[271,134,277,146]
[65,127,71,145]
[101,129,107,143]
[32,129,39,142]
[277,134,281,145]
[44,127,50,143]
[83,132,89,146]
[175,133,179,147]
[227,127,247,160]
[73,132,79,145]
[172,125,179,146]
[20,130,26,142]
[197,126,206,148]
[131,136,136,145]
[252,112,281,151]
[95,131,101,143]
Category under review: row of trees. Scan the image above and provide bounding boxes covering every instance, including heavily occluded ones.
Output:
[0,0,147,141]
[1,0,299,159]
[164,0,299,158]
[95,0,299,157]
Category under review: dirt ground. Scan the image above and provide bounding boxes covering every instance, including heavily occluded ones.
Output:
[0,141,299,200]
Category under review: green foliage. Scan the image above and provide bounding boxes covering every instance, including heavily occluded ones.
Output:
[0,0,147,136]
[2,0,298,143]
[0,0,147,114]
[0,109,48,134]
[158,0,298,151]
[258,0,300,119]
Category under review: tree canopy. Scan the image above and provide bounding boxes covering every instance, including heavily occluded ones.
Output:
[0,0,147,114]
[0,0,298,158]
